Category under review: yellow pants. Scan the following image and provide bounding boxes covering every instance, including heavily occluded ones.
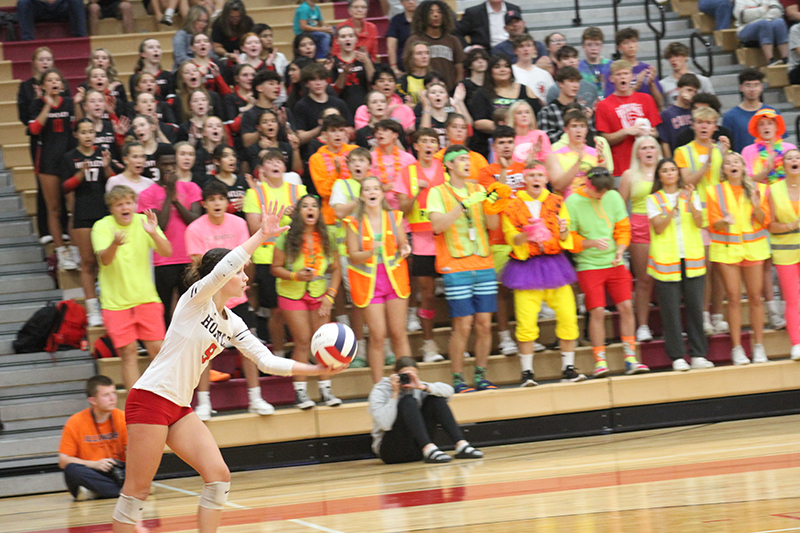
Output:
[514,284,579,342]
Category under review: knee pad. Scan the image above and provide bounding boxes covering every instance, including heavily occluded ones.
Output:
[199,481,230,510]
[417,307,435,320]
[113,494,145,525]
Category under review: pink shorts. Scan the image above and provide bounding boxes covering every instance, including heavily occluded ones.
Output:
[371,264,399,305]
[702,228,711,247]
[125,388,192,426]
[102,302,166,348]
[630,213,650,244]
[278,293,322,311]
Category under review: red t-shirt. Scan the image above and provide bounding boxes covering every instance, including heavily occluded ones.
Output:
[595,92,661,176]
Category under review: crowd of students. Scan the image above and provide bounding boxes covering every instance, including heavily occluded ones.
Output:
[15,0,800,415]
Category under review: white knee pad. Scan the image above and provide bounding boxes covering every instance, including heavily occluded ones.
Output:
[113,494,145,525]
[199,481,230,510]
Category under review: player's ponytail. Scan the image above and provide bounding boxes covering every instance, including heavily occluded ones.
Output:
[184,248,231,286]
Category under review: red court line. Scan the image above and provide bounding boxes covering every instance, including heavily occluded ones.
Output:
[29,451,800,533]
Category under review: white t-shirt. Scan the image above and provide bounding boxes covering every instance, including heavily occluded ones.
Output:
[646,191,702,258]
[512,64,554,100]
[106,174,155,200]
[133,246,295,407]
[487,2,509,47]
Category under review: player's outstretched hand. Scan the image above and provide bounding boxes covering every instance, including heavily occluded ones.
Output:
[261,200,290,239]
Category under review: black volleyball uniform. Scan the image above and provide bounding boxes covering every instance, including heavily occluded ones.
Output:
[61,147,110,228]
[29,96,75,175]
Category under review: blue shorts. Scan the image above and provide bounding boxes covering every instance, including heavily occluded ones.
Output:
[442,268,498,318]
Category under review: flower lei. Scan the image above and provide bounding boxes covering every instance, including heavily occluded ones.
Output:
[376,147,402,185]
[301,231,324,275]
[323,149,351,179]
[757,138,786,183]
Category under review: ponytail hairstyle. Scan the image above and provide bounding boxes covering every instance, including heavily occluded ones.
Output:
[185,248,232,286]
[651,158,683,194]
[133,39,163,75]
[354,176,391,221]
[282,195,331,266]
[721,151,757,203]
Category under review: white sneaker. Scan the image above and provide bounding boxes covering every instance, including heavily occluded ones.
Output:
[434,277,445,296]
[731,345,750,365]
[538,302,556,319]
[498,335,518,356]
[294,389,315,410]
[421,339,445,362]
[56,246,78,271]
[69,245,81,266]
[85,298,103,327]
[711,314,730,334]
[690,356,714,369]
[195,402,214,421]
[318,385,342,407]
[672,358,690,371]
[792,345,800,361]
[39,235,53,245]
[767,301,786,330]
[533,342,546,352]
[407,312,422,332]
[703,312,714,336]
[75,486,98,501]
[577,293,586,314]
[248,397,275,415]
[636,324,653,342]
[752,343,768,363]
[337,314,350,327]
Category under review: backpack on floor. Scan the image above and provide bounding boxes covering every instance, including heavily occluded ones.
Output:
[13,303,59,353]
[45,300,87,352]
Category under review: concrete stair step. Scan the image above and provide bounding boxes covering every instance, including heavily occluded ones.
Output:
[0,302,50,325]
[0,471,65,498]
[0,360,95,389]
[0,333,17,355]
[0,349,89,370]
[1,415,71,434]
[0,220,33,239]
[0,431,62,459]
[0,394,87,423]
[0,288,61,307]
[0,379,87,401]
[0,245,44,266]
[0,273,55,295]
[0,321,28,335]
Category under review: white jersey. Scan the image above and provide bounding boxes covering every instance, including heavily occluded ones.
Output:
[133,246,295,407]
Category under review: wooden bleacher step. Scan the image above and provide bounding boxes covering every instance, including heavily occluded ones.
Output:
[737,47,767,68]
[691,12,715,34]
[671,0,700,16]
[785,84,800,107]
[715,29,738,52]
[763,63,790,88]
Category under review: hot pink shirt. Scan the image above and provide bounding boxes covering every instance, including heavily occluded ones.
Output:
[512,130,552,163]
[371,149,417,212]
[393,162,442,256]
[137,181,202,266]
[354,94,416,131]
[185,213,251,308]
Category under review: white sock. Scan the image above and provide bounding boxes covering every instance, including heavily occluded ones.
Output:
[455,442,469,454]
[703,311,711,323]
[408,307,417,317]
[318,379,331,389]
[247,386,262,402]
[711,313,725,324]
[197,390,211,406]
[293,381,307,392]
[562,351,575,370]
[519,353,534,373]
[164,7,174,16]
[357,339,367,358]
[498,329,512,342]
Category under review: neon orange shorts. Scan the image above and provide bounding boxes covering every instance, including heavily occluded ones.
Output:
[102,302,166,348]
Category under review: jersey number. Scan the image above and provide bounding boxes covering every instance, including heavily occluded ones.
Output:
[202,343,217,364]
[52,119,63,133]
[85,167,100,182]
[150,168,161,182]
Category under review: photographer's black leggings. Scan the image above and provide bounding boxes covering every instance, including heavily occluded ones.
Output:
[379,394,465,464]
[64,463,124,499]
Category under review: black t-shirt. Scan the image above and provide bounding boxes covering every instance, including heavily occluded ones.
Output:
[468,86,543,158]
[245,140,293,173]
[413,109,449,149]
[210,173,248,217]
[93,119,122,169]
[211,16,254,54]
[292,94,351,133]
[169,90,223,123]
[129,69,175,100]
[355,125,376,150]
[223,90,252,123]
[142,142,173,182]
[330,56,369,121]
[18,77,71,126]
[30,97,75,173]
[61,147,110,224]
[192,145,217,186]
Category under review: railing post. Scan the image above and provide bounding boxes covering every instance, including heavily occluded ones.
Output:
[690,31,714,78]
[644,0,666,79]
[612,0,623,59]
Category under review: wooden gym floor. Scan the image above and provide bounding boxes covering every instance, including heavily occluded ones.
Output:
[5,414,800,533]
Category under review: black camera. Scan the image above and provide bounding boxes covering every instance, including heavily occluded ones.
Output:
[398,373,411,385]
[108,460,126,486]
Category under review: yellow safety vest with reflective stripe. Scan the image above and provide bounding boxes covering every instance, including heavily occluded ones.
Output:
[334,179,361,255]
[708,182,771,263]
[768,180,800,265]
[646,190,706,281]
[346,210,410,308]
[275,235,330,300]
[675,142,722,226]
[436,181,490,260]
[260,182,300,248]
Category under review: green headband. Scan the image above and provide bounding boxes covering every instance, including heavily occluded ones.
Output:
[443,149,469,163]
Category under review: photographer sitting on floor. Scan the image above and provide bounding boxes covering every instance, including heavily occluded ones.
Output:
[368,356,484,464]
[58,375,127,501]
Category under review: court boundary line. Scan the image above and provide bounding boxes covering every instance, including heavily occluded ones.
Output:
[289,519,345,533]
[151,482,249,509]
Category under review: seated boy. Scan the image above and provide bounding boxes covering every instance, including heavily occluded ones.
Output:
[565,167,649,377]
[91,185,172,392]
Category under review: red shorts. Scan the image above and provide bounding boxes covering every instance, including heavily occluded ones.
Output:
[125,388,193,426]
[577,265,633,310]
[102,302,166,348]
[630,213,650,244]
[278,293,322,311]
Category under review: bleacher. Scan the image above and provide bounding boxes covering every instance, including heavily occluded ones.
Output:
[1,0,800,499]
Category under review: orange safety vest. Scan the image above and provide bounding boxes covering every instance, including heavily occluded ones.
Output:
[407,163,445,232]
[347,210,410,308]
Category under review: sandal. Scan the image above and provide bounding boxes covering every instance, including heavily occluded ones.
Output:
[455,445,483,459]
[424,449,452,463]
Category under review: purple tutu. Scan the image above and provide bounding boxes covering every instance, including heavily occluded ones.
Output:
[502,253,577,290]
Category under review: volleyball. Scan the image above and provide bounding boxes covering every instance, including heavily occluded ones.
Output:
[311,323,357,369]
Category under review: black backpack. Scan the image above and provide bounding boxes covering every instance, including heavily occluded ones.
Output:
[13,303,59,353]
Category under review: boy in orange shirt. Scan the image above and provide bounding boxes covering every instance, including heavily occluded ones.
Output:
[309,113,358,224]
[477,126,527,357]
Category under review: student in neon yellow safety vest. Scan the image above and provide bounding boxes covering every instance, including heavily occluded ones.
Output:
[674,106,731,336]
[394,128,447,364]
[427,145,500,394]
[706,152,771,366]
[768,148,800,361]
[646,159,713,372]
[329,148,370,367]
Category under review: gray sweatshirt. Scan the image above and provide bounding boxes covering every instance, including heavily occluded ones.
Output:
[367,377,454,455]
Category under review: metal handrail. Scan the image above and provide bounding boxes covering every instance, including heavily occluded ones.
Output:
[612,0,624,59]
[795,115,800,146]
[644,0,666,79]
[690,31,714,78]
[574,0,582,26]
